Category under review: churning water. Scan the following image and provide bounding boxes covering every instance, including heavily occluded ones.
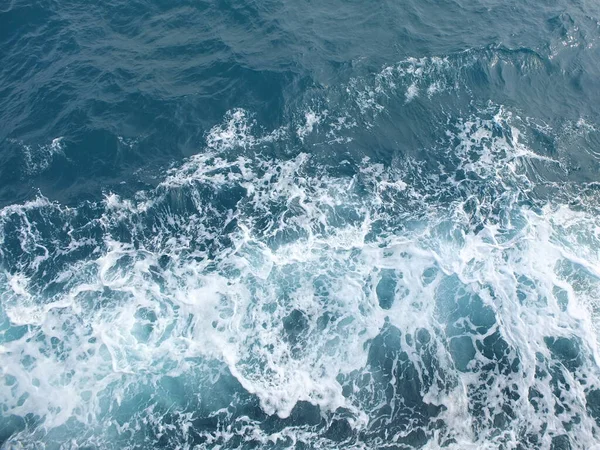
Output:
[2,1,600,449]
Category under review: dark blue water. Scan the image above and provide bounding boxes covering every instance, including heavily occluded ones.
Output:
[2,1,600,448]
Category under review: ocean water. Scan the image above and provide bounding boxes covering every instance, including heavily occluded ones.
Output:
[2,1,600,449]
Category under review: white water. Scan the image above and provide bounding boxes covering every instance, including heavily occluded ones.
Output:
[1,53,600,449]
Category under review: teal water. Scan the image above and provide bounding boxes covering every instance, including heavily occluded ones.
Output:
[2,1,600,448]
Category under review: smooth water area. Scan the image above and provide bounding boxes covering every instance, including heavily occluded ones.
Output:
[2,1,600,448]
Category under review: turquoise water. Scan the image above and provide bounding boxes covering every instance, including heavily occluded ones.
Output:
[2,1,600,448]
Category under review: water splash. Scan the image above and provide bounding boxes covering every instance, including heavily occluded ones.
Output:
[2,50,600,449]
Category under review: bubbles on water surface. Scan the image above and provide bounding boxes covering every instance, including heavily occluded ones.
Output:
[1,51,600,449]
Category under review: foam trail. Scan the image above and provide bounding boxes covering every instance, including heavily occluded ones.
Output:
[1,51,600,449]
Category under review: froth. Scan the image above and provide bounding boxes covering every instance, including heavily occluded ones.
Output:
[1,56,600,449]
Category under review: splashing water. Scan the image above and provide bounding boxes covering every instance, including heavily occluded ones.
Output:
[2,50,600,450]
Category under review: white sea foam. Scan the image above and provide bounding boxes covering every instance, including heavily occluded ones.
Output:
[8,136,66,176]
[405,82,419,103]
[1,57,600,449]
[297,110,325,141]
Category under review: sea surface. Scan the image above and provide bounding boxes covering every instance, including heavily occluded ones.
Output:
[2,0,600,449]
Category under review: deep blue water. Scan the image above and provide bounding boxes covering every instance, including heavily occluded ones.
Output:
[2,1,600,448]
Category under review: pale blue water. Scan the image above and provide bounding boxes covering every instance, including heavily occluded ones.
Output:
[2,1,600,448]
